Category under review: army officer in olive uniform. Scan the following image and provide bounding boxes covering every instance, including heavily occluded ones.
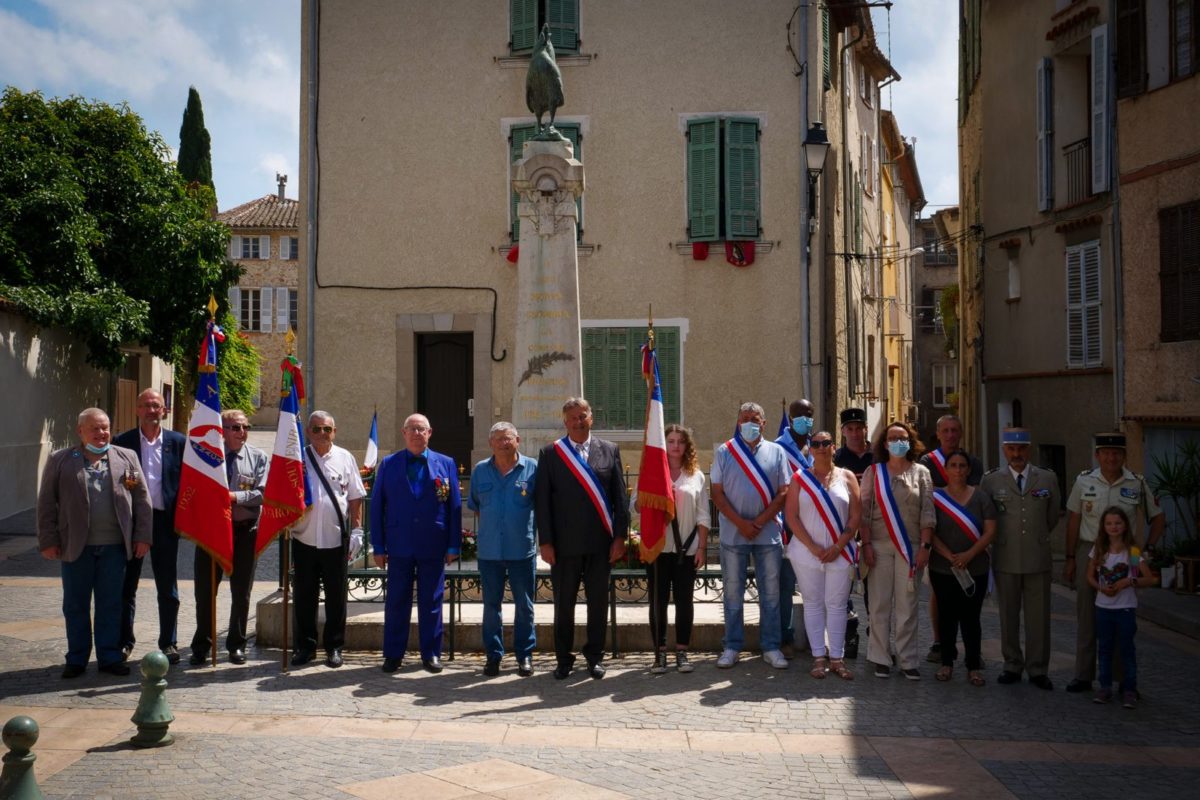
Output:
[980,428,1061,690]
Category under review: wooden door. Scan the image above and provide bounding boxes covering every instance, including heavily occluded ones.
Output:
[416,333,473,472]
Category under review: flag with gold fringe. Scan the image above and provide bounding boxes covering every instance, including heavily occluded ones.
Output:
[255,352,313,556]
[636,336,675,561]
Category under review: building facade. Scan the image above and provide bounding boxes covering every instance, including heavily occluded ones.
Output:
[914,210,960,446]
[299,0,920,468]
[218,176,301,425]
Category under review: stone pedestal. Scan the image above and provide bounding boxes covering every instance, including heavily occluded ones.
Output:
[511,139,585,453]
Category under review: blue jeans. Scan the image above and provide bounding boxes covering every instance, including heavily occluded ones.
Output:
[779,556,797,646]
[720,542,782,652]
[1096,606,1137,692]
[478,557,537,661]
[61,544,127,667]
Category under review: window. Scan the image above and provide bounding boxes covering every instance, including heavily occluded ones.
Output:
[859,62,868,104]
[1172,0,1197,79]
[241,236,260,260]
[289,289,299,332]
[510,122,581,241]
[234,287,279,333]
[822,9,831,91]
[1066,241,1102,367]
[1090,26,1110,195]
[1008,252,1021,300]
[582,326,680,430]
[1036,57,1054,211]
[1160,200,1200,342]
[862,134,874,196]
[1116,0,1146,97]
[239,288,262,332]
[686,117,761,242]
[281,236,299,260]
[931,363,954,407]
[510,0,578,55]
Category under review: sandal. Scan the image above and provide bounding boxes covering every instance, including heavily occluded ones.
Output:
[936,665,953,682]
[809,656,829,679]
[829,659,853,680]
[968,670,986,687]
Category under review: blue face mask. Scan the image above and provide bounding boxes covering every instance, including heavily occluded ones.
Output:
[740,422,761,442]
[791,416,813,436]
[85,442,111,455]
[887,440,911,458]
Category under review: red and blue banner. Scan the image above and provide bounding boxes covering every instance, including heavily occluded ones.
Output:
[175,319,234,573]
[636,342,675,561]
[256,356,313,556]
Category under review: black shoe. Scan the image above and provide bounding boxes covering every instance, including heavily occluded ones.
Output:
[1066,678,1092,693]
[587,662,606,680]
[1029,675,1054,691]
[553,664,573,680]
[291,649,316,666]
[381,657,402,673]
[423,657,443,673]
[61,663,86,679]
[843,633,859,660]
[229,649,246,665]
[98,662,131,676]
[189,651,206,666]
[120,644,133,663]
[483,658,500,677]
[518,657,533,677]
[325,649,343,669]
[161,645,181,665]
[997,670,1021,685]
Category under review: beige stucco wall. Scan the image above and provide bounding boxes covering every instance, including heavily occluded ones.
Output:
[302,0,816,459]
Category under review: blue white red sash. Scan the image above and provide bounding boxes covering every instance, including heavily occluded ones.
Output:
[929,448,949,483]
[873,463,915,577]
[932,488,982,543]
[553,437,613,536]
[795,469,856,565]
[777,435,813,474]
[724,436,775,512]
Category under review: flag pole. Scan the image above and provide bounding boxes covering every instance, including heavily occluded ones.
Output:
[210,559,218,667]
[645,305,667,663]
[282,529,290,674]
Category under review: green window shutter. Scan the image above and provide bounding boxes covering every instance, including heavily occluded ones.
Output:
[822,10,831,91]
[724,118,761,240]
[582,327,607,426]
[606,328,631,429]
[510,124,536,241]
[655,328,681,425]
[687,118,720,242]
[546,0,579,54]
[511,0,538,53]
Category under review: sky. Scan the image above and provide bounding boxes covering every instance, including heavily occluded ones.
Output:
[0,0,959,213]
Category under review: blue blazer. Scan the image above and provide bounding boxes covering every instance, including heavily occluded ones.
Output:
[370,448,462,560]
[113,427,186,527]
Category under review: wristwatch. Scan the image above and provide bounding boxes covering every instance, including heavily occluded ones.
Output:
[921,542,932,550]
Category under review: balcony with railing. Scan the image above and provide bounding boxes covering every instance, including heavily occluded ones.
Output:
[1063,137,1091,206]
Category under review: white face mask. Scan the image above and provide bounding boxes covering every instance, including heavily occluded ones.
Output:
[887,440,911,458]
[740,422,761,443]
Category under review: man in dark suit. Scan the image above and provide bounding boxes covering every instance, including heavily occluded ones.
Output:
[371,413,462,674]
[535,397,629,680]
[114,389,186,664]
[37,408,152,678]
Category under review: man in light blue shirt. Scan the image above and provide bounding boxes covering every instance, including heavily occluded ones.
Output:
[468,422,538,677]
[711,402,792,670]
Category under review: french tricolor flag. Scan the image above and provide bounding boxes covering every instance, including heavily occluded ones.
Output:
[256,356,313,556]
[636,341,675,561]
[175,320,234,573]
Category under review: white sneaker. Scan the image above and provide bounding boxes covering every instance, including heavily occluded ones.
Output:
[763,650,790,669]
[716,649,739,669]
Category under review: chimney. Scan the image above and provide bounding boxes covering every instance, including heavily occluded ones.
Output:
[276,173,287,201]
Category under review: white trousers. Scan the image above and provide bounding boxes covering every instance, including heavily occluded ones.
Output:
[793,556,854,658]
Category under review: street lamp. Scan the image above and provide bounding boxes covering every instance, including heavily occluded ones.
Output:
[802,122,830,242]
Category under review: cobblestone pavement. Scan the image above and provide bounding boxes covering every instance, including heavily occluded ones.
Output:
[3,534,1198,799]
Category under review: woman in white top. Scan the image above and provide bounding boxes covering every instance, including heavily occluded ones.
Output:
[784,430,861,680]
[632,424,711,673]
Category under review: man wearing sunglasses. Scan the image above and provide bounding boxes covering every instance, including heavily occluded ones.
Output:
[290,411,365,669]
[189,409,268,666]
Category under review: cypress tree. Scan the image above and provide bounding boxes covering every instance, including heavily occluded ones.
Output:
[177,86,213,189]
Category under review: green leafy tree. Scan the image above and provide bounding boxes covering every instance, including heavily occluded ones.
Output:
[174,310,262,418]
[0,88,237,372]
[177,86,213,191]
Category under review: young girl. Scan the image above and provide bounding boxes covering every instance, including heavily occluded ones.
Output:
[1087,506,1154,708]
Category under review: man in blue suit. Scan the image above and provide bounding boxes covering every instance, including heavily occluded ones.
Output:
[371,413,462,674]
[114,389,186,664]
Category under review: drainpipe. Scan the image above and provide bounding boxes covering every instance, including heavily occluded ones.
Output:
[304,0,319,405]
[799,3,813,401]
[1105,7,1124,430]
[840,21,866,404]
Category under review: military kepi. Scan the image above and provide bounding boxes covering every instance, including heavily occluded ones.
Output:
[1000,427,1031,445]
[1094,432,1126,449]
[840,408,867,425]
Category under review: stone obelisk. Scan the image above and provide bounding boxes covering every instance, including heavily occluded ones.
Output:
[510,140,585,454]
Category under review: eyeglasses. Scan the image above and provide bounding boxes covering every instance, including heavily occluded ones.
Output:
[404,425,430,434]
[810,440,834,449]
[225,424,251,432]
[310,425,334,434]
[886,436,909,443]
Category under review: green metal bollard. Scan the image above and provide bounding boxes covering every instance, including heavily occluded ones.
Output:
[0,715,44,800]
[129,651,175,748]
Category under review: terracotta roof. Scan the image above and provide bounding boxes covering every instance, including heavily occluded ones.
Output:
[217,194,298,229]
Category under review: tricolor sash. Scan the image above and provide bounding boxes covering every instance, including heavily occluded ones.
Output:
[929,448,949,483]
[932,488,982,543]
[553,437,614,536]
[873,463,915,577]
[778,436,813,474]
[724,436,776,512]
[795,469,856,565]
